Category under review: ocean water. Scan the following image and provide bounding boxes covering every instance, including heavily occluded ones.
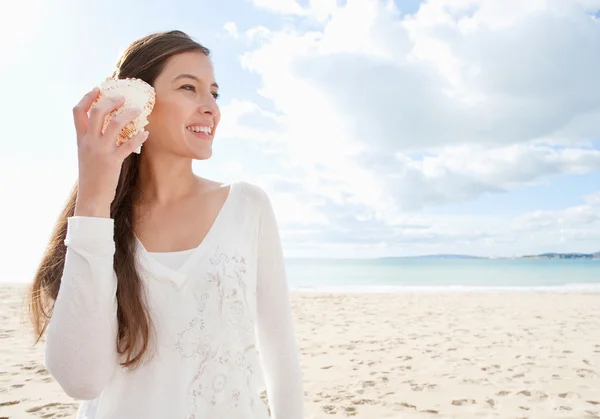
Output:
[285,258,600,293]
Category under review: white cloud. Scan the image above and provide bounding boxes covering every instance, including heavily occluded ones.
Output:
[241,0,600,149]
[248,0,339,22]
[223,22,239,39]
[273,183,600,258]
[217,99,285,142]
[510,192,600,252]
[249,0,304,16]
[220,160,244,174]
[244,25,272,42]
[229,0,600,255]
[379,144,600,210]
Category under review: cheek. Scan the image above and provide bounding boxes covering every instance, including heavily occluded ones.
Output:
[154,97,186,125]
[146,104,184,146]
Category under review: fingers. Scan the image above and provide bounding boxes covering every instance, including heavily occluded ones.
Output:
[103,107,143,142]
[116,130,149,159]
[88,95,126,136]
[73,87,100,139]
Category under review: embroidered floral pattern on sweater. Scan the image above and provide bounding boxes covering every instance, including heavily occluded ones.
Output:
[176,247,262,418]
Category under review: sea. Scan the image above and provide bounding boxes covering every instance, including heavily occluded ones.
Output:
[285,258,600,293]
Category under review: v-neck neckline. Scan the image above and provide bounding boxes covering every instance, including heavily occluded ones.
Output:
[134,180,239,290]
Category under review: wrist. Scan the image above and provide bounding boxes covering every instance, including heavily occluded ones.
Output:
[74,195,112,218]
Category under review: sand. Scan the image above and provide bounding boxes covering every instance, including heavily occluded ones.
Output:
[1,284,599,418]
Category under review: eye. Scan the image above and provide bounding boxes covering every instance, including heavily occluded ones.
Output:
[181,84,196,92]
[212,92,220,100]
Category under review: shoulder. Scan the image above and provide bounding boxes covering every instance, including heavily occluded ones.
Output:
[235,180,272,205]
[234,180,276,217]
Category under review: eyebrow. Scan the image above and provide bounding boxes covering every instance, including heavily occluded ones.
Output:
[173,73,219,89]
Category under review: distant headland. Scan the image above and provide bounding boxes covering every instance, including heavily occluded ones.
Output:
[378,252,600,260]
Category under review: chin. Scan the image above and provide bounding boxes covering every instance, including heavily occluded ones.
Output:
[189,146,212,160]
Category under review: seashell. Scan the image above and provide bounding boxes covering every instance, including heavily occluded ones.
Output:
[92,77,156,154]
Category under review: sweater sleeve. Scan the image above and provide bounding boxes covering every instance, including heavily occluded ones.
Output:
[253,187,305,419]
[44,216,120,400]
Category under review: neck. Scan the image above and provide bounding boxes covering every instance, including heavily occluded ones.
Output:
[138,152,198,205]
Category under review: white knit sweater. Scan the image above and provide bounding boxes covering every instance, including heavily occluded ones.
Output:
[44,180,304,419]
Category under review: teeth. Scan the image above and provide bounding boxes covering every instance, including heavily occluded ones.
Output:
[187,126,212,134]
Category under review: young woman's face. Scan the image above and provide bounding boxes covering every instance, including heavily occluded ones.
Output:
[145,50,220,160]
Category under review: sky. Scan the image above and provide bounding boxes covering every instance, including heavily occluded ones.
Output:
[2,0,600,282]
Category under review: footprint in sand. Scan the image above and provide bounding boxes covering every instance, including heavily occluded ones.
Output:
[27,403,60,413]
[398,402,417,410]
[322,405,337,415]
[420,409,439,415]
[577,368,596,378]
[0,401,20,407]
[351,398,377,405]
[558,406,572,411]
[344,406,358,416]
[559,392,580,399]
[25,402,78,418]
[452,399,476,406]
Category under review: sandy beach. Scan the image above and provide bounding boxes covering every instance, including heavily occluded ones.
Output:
[1,284,599,418]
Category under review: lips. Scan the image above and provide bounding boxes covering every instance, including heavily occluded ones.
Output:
[186,125,213,141]
[185,123,214,141]
[186,125,212,135]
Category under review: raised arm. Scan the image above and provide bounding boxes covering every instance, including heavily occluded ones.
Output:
[44,85,149,400]
[254,187,305,419]
[44,216,119,400]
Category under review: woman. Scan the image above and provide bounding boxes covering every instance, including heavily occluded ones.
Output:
[28,30,304,419]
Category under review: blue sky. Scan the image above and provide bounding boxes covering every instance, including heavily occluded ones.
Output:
[2,0,600,282]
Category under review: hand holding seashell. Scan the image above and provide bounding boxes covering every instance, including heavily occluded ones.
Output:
[72,79,155,217]
[91,77,156,153]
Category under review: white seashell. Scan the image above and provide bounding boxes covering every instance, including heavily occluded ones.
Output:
[92,77,156,154]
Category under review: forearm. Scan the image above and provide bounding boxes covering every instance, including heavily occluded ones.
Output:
[45,216,119,400]
[254,185,305,418]
[256,303,304,419]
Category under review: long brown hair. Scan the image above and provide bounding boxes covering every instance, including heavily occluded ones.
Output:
[28,30,210,369]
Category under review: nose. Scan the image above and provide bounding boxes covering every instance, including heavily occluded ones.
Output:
[197,91,219,116]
